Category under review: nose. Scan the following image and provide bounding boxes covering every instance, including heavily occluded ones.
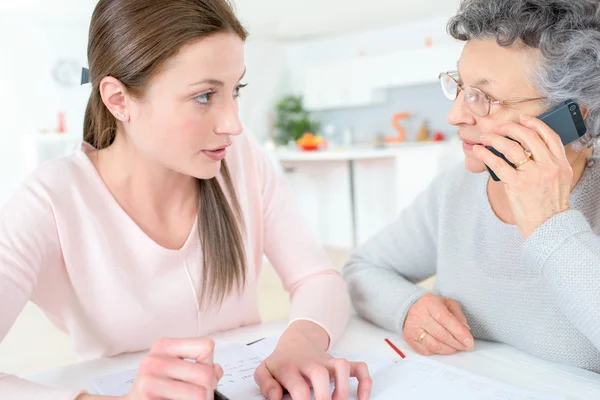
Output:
[447,91,476,127]
[215,98,243,137]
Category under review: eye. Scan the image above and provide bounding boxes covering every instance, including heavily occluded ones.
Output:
[465,88,480,104]
[194,91,215,105]
[234,83,248,98]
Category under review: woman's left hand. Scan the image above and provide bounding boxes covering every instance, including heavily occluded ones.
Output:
[254,320,372,400]
[473,113,574,239]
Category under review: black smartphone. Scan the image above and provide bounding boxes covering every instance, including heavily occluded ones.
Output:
[485,99,588,181]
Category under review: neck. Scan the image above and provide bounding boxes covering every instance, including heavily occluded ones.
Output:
[569,146,594,188]
[91,133,198,218]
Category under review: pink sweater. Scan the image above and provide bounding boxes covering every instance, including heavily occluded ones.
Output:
[0,133,350,398]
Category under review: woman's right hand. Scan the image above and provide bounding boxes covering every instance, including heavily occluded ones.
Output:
[403,293,474,356]
[123,337,223,400]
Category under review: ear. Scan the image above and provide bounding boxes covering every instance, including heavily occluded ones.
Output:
[580,106,590,119]
[99,76,129,122]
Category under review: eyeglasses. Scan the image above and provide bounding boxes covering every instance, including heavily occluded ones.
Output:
[438,71,546,117]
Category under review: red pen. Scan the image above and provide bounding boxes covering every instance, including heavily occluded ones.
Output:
[384,338,406,359]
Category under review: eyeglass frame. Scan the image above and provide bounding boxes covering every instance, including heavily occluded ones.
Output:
[438,71,547,117]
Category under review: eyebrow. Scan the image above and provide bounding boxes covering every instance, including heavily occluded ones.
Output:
[475,77,495,85]
[189,68,247,87]
[456,61,495,86]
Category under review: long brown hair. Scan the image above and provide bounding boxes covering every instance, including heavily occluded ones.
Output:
[84,0,248,305]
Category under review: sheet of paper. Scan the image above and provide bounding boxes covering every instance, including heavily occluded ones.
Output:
[214,342,265,399]
[89,342,259,397]
[90,336,564,400]
[368,356,565,400]
[90,368,136,396]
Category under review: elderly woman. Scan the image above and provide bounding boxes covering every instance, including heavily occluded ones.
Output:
[343,0,600,373]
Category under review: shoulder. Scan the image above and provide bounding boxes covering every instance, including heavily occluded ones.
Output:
[1,144,92,218]
[573,155,600,229]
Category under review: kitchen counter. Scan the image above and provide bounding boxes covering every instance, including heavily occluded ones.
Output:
[273,142,454,162]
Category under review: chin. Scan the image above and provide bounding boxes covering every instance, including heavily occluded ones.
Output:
[464,153,487,174]
[194,161,222,180]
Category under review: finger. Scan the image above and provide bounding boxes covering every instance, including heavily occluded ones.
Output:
[143,355,217,390]
[138,375,208,400]
[492,122,552,162]
[349,362,372,400]
[420,332,457,355]
[254,362,284,400]
[479,133,533,166]
[520,114,566,159]
[303,364,331,400]
[214,363,224,381]
[275,366,311,400]
[427,302,474,349]
[445,299,470,330]
[406,334,432,356]
[420,315,468,351]
[472,145,519,182]
[150,338,215,364]
[328,359,350,400]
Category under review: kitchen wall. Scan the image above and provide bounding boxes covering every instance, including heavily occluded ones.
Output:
[310,83,454,145]
[283,15,459,144]
[0,12,90,205]
[239,40,290,139]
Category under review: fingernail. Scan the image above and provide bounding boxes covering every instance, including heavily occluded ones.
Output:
[520,113,530,120]
[268,389,277,400]
[463,337,474,348]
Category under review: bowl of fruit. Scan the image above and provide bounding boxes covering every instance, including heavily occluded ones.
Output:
[296,133,327,151]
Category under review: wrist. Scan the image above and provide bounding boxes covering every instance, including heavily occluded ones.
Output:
[282,320,330,351]
[523,207,572,239]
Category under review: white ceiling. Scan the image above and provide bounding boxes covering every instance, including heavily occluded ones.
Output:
[0,0,460,40]
[233,0,461,40]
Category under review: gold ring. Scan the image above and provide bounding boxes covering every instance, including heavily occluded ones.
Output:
[418,330,429,344]
[514,149,533,169]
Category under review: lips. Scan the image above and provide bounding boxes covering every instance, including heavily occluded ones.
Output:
[202,143,231,161]
[460,138,482,151]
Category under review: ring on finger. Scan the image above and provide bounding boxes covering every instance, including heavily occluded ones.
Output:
[514,148,533,169]
[418,330,429,344]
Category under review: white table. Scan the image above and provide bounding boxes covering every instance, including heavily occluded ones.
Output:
[25,317,600,399]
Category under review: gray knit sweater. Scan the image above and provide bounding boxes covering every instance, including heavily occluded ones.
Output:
[343,154,600,373]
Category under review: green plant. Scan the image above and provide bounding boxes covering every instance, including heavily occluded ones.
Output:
[274,96,320,145]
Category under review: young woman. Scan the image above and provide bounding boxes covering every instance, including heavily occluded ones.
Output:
[0,0,372,399]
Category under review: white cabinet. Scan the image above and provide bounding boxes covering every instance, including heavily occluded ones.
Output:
[302,42,464,111]
[352,157,398,245]
[276,142,464,250]
[281,160,354,249]
[303,59,382,111]
[392,142,465,214]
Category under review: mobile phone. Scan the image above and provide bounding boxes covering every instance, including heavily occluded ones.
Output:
[486,99,587,181]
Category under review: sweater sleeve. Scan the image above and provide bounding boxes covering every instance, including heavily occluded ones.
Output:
[523,209,600,351]
[342,173,443,333]
[0,180,85,399]
[251,137,350,347]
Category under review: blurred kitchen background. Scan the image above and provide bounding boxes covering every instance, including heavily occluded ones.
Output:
[0,0,461,375]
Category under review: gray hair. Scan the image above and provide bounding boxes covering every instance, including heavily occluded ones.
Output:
[448,0,600,149]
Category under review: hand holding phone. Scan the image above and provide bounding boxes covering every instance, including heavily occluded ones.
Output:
[485,100,587,181]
